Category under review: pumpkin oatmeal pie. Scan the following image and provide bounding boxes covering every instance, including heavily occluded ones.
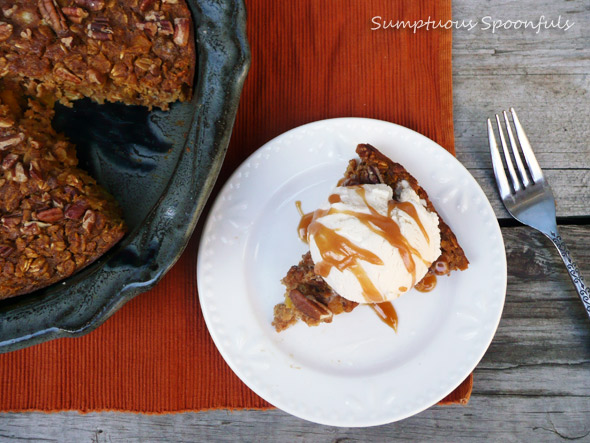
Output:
[0,0,196,298]
[272,144,469,332]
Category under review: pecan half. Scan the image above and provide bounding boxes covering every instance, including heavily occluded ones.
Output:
[60,36,73,48]
[38,0,69,36]
[52,197,65,208]
[288,289,333,322]
[139,0,158,13]
[74,0,104,12]
[64,201,88,219]
[54,65,82,84]
[1,216,21,228]
[63,185,79,198]
[173,17,189,46]
[1,153,19,170]
[36,207,63,222]
[136,22,157,37]
[62,6,88,24]
[2,6,17,18]
[145,11,165,22]
[13,162,28,182]
[0,133,25,150]
[21,222,41,235]
[157,20,173,35]
[0,21,12,41]
[29,161,43,180]
[0,245,13,257]
[87,17,113,40]
[82,209,96,232]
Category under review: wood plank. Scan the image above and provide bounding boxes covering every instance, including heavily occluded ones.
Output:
[449,0,590,220]
[0,395,589,442]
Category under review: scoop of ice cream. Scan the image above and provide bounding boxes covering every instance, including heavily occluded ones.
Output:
[307,183,441,303]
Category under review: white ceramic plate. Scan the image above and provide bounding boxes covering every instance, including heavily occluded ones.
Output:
[197,118,506,427]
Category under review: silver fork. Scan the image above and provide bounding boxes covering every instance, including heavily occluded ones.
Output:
[488,108,590,321]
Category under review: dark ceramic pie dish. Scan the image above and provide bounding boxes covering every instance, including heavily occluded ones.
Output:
[0,0,250,352]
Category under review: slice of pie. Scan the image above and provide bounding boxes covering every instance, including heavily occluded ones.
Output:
[272,143,469,332]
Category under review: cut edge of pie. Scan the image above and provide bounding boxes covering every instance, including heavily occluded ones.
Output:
[272,143,469,332]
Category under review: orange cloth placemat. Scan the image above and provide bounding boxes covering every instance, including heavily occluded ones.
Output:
[0,0,472,412]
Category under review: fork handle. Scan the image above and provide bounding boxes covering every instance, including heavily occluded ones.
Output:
[548,230,590,321]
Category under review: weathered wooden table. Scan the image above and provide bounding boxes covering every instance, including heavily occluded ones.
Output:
[1,0,589,440]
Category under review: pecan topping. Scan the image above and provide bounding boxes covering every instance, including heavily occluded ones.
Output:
[0,21,13,42]
[136,22,157,37]
[145,11,165,22]
[24,220,51,229]
[62,7,88,24]
[29,139,41,149]
[63,185,79,198]
[74,0,104,12]
[38,0,69,37]
[13,162,28,182]
[29,161,43,180]
[0,245,14,258]
[1,153,19,170]
[21,222,41,235]
[157,20,173,35]
[36,207,63,222]
[0,133,25,150]
[64,201,88,219]
[1,217,21,228]
[2,6,17,18]
[139,0,158,13]
[173,17,189,46]
[86,68,105,84]
[0,117,14,128]
[60,36,73,49]
[288,290,333,321]
[82,209,96,232]
[20,28,33,40]
[54,65,82,84]
[87,17,113,40]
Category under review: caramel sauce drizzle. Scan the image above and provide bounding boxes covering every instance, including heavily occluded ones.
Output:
[300,187,432,302]
[389,201,430,244]
[370,302,398,331]
[295,186,439,329]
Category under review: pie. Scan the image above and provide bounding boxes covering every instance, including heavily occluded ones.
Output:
[0,0,195,298]
[272,143,469,331]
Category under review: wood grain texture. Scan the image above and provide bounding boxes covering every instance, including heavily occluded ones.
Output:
[452,0,590,220]
[2,0,590,440]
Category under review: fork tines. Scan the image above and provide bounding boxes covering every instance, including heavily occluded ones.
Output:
[487,108,544,197]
